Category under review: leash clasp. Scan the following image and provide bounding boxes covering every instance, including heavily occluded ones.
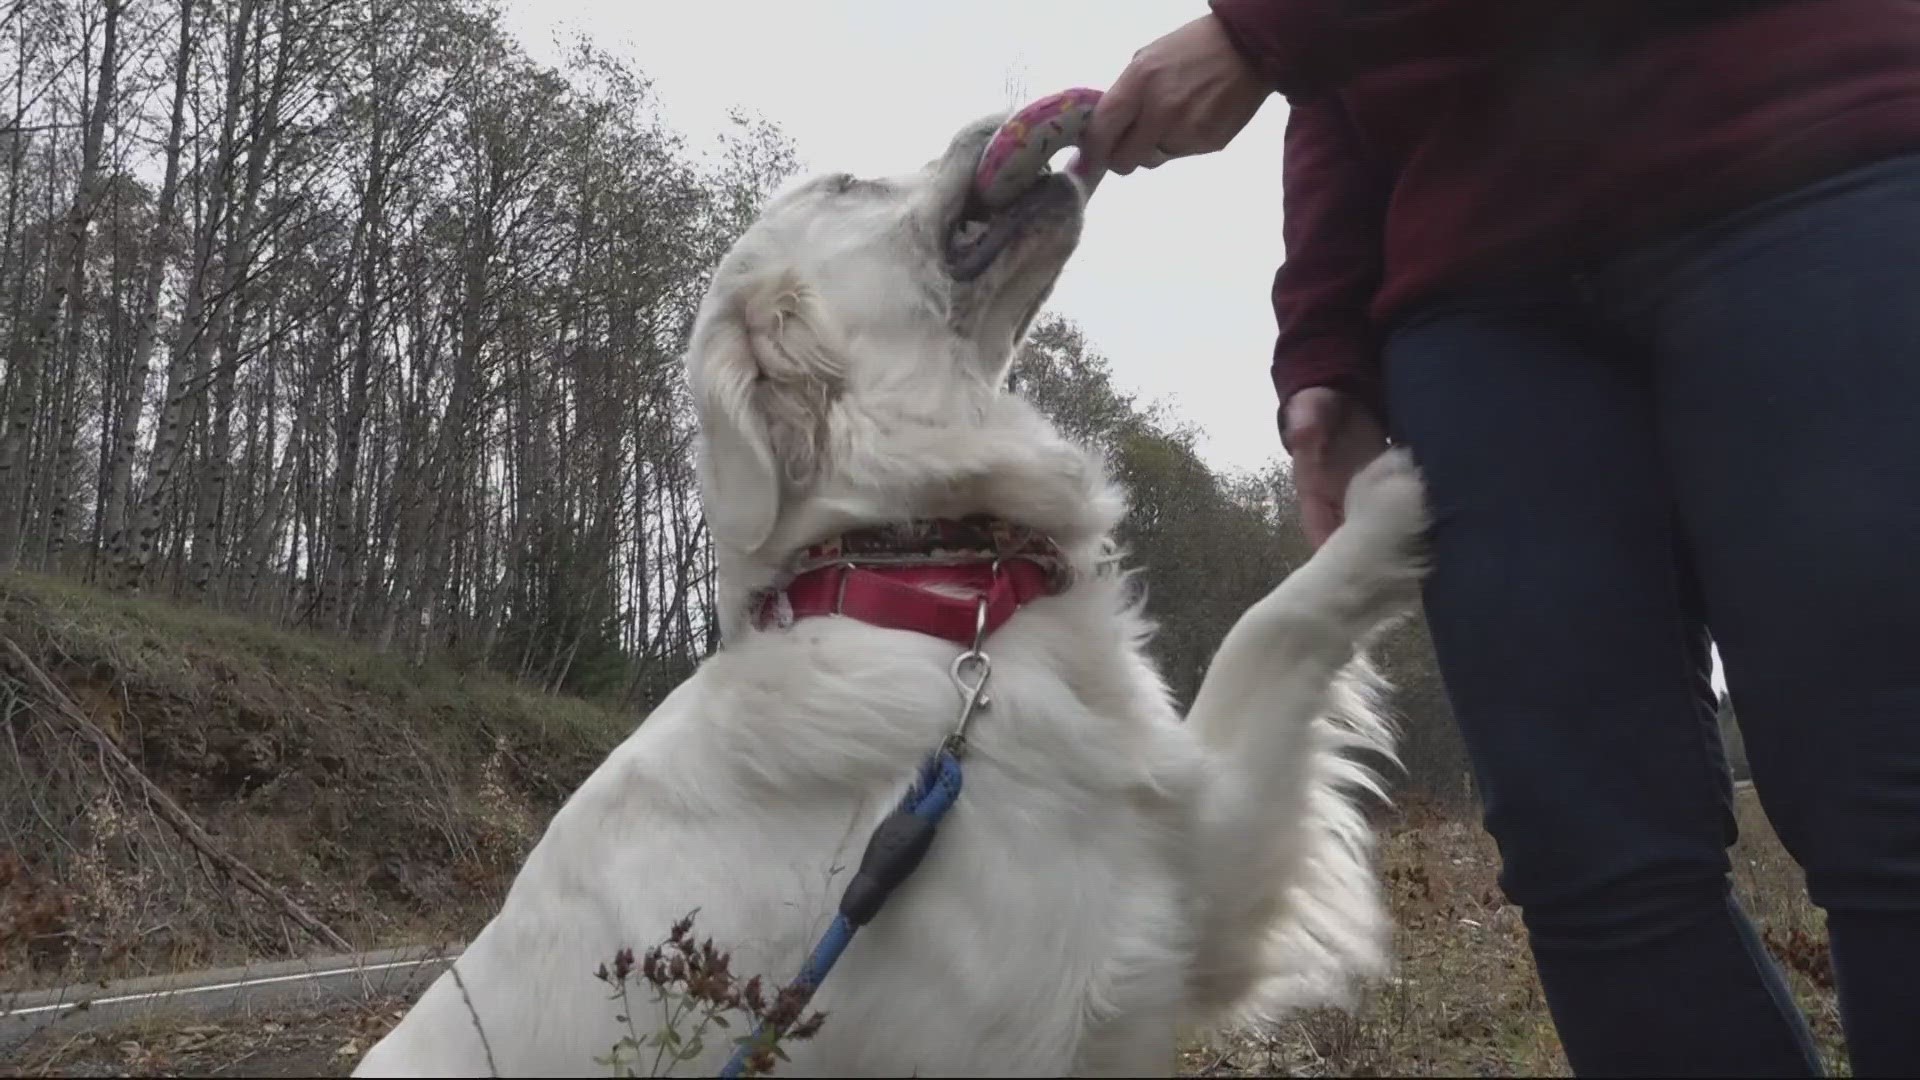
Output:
[946,593,993,755]
[831,561,856,616]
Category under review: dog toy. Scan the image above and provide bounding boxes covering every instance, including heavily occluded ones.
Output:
[973,87,1103,208]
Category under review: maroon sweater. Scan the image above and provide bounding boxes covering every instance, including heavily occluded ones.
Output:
[1205,0,1920,415]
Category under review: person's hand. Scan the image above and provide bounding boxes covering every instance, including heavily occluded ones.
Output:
[1283,387,1390,548]
[1078,14,1271,176]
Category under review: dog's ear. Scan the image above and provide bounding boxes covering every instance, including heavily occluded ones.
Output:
[688,270,846,553]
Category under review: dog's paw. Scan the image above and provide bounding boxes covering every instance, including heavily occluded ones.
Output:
[1329,450,1429,617]
[1343,450,1428,552]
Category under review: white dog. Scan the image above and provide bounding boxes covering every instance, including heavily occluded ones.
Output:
[355,111,1427,1078]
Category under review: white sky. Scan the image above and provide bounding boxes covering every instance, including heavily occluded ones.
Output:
[498,0,1293,475]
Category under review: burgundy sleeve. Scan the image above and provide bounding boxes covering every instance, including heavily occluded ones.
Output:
[1208,0,1490,95]
[1271,95,1390,419]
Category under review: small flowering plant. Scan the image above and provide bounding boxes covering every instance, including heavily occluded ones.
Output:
[595,910,828,1077]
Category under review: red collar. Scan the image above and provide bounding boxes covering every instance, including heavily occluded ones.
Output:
[749,516,1071,645]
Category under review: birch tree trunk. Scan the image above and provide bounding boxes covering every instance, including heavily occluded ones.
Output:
[0,0,122,567]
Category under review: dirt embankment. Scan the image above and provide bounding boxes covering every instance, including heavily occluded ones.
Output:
[0,572,629,994]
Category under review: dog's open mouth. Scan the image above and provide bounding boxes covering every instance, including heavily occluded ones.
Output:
[945,171,1081,283]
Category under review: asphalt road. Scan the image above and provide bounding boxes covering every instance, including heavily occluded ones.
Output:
[1,941,464,1044]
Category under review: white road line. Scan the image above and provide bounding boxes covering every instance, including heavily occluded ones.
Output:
[4,953,453,1021]
[1,943,465,1040]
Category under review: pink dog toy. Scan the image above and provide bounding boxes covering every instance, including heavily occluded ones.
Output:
[973,87,1103,208]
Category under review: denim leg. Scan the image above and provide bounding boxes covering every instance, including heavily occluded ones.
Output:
[1626,152,1920,1078]
[1385,290,1823,1077]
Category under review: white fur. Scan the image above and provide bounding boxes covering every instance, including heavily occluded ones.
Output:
[355,113,1428,1079]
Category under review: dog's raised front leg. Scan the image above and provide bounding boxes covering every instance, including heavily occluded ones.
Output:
[1179,448,1427,1026]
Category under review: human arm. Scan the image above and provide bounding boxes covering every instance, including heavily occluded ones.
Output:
[1273,96,1392,547]
[1207,0,1490,97]
[1080,1,1491,175]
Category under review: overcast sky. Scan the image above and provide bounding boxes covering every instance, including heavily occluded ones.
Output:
[498,0,1295,475]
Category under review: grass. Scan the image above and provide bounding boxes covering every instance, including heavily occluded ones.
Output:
[1179,791,1848,1077]
[0,570,632,992]
[9,996,417,1077]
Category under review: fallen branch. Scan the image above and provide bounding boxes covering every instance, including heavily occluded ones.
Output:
[0,636,354,954]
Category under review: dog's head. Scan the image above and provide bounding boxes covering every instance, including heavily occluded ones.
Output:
[685,113,1089,569]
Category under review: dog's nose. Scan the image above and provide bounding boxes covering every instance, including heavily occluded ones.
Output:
[954,113,1010,156]
[933,116,1008,186]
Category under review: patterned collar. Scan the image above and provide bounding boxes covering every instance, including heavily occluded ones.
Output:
[749,516,1073,641]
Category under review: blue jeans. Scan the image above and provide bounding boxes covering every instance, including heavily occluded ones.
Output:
[1384,152,1920,1077]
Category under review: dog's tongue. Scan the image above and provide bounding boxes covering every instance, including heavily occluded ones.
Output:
[974,88,1104,208]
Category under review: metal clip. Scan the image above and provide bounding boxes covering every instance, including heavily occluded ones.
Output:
[971,577,993,653]
[831,562,855,616]
[946,596,993,755]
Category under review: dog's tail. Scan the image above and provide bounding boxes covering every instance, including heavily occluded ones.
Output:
[1180,449,1428,1028]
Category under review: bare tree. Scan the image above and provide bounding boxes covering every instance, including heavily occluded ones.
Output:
[0,0,122,567]
[99,0,196,577]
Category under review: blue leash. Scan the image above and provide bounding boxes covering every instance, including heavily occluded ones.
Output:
[719,748,965,1077]
[719,638,992,1079]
